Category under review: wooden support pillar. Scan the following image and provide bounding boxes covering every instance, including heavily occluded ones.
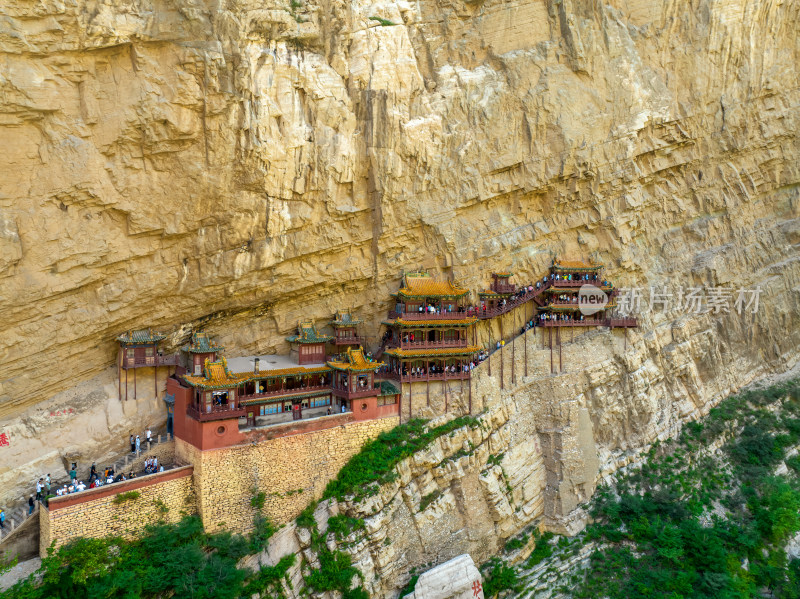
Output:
[409,379,412,420]
[399,383,403,424]
[118,350,122,401]
[558,327,562,373]
[125,368,128,401]
[500,316,504,390]
[468,374,472,415]
[549,327,553,374]
[512,312,516,386]
[525,318,529,378]
[154,364,157,400]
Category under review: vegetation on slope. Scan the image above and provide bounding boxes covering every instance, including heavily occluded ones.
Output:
[1,414,484,598]
[320,415,481,503]
[494,379,800,599]
[294,415,483,598]
[1,515,294,599]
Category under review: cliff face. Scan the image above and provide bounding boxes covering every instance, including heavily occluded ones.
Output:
[1,0,799,540]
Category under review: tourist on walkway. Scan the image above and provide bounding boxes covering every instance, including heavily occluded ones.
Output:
[35,479,43,501]
[145,427,152,444]
[0,509,5,530]
[28,496,34,515]
[130,434,135,453]
[69,466,77,482]
[135,435,141,453]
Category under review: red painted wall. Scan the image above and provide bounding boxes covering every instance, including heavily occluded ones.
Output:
[167,377,244,451]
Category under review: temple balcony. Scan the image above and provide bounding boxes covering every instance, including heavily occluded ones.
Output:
[186,404,247,422]
[383,371,471,383]
[387,310,479,321]
[395,339,468,350]
[492,283,516,294]
[333,335,366,346]
[238,383,330,402]
[608,317,637,328]
[121,354,180,369]
[543,301,581,308]
[550,280,614,291]
[331,385,380,400]
[540,320,604,327]
[540,317,637,328]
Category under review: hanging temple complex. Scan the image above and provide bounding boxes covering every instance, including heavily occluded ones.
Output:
[115,259,636,452]
[37,260,638,554]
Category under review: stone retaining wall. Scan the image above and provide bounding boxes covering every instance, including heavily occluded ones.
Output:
[40,465,196,556]
[177,416,399,533]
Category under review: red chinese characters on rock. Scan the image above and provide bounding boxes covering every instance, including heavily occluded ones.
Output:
[48,408,75,418]
[472,580,482,597]
[0,433,10,447]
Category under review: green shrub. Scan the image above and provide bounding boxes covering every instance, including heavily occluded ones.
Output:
[112,491,140,505]
[2,516,276,598]
[250,488,267,511]
[296,501,317,528]
[480,557,520,597]
[525,532,553,568]
[368,16,396,26]
[327,514,365,541]
[419,491,441,512]
[250,514,277,552]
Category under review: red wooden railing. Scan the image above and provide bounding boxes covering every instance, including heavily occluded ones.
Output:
[333,336,365,346]
[383,371,471,383]
[387,310,479,321]
[186,404,246,421]
[395,339,468,349]
[332,386,380,400]
[122,354,180,369]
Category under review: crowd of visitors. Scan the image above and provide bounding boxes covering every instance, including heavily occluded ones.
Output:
[18,428,166,511]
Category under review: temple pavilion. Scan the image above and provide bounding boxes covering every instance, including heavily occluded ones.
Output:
[382,273,480,383]
[182,331,224,376]
[286,320,333,365]
[478,272,516,312]
[327,347,398,418]
[116,328,180,401]
[536,259,626,327]
[329,311,364,350]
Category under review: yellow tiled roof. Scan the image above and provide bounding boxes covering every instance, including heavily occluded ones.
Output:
[397,275,469,299]
[182,360,331,388]
[247,366,330,379]
[327,346,384,372]
[384,345,481,358]
[182,358,251,389]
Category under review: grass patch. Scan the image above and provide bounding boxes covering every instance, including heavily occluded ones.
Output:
[112,491,140,505]
[419,490,441,512]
